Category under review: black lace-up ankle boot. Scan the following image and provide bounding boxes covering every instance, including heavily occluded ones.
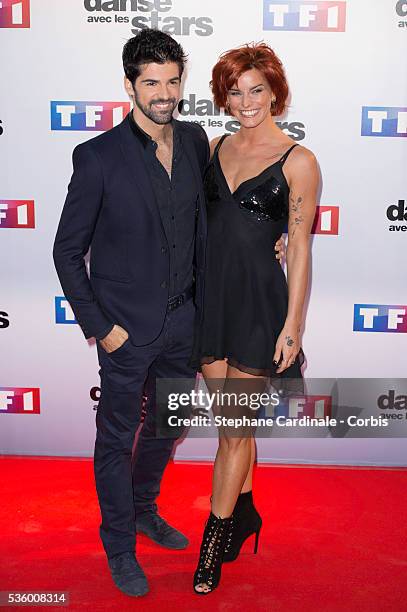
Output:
[193,512,232,594]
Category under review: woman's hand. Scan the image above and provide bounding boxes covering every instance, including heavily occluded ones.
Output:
[273,324,301,373]
[274,235,285,262]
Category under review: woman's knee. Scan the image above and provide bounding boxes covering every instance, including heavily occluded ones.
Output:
[219,435,252,452]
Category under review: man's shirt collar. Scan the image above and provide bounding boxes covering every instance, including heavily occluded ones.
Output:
[127,110,179,149]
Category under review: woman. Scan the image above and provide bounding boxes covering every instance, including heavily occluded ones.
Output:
[190,42,319,594]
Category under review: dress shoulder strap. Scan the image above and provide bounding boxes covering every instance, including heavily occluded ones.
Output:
[213,133,229,155]
[279,143,299,166]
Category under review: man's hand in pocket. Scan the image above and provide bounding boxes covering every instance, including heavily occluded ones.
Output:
[100,325,129,353]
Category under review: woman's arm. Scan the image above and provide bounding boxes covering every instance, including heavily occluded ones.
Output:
[273,147,319,373]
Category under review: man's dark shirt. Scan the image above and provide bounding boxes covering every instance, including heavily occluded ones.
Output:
[128,111,198,300]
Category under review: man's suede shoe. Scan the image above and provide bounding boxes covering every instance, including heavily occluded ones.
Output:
[136,512,189,549]
[107,552,149,597]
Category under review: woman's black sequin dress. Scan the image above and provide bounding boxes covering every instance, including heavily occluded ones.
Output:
[190,134,305,382]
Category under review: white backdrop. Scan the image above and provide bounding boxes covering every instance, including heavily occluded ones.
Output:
[1,0,406,465]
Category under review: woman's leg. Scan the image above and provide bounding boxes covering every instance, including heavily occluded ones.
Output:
[195,364,266,593]
[201,361,256,500]
[201,359,228,486]
[211,365,266,518]
[193,359,228,594]
[241,437,256,493]
[201,359,228,395]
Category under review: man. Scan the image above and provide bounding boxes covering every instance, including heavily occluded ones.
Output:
[53,28,283,597]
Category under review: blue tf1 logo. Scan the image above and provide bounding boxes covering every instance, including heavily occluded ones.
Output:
[361,107,407,137]
[55,297,77,325]
[50,101,130,131]
[353,304,407,333]
[263,0,346,31]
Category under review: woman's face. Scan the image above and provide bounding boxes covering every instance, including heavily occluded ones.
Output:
[226,68,275,128]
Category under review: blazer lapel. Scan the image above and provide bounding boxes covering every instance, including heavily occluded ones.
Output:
[181,128,207,218]
[118,118,168,235]
[180,126,208,280]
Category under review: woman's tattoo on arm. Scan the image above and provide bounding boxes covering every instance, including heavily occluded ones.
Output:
[285,335,294,347]
[289,194,304,238]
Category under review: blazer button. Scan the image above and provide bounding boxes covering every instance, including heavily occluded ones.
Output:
[160,281,167,288]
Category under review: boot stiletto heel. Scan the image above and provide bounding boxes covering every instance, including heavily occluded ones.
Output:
[223,491,262,563]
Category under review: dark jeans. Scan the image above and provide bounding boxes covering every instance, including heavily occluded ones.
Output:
[94,297,197,558]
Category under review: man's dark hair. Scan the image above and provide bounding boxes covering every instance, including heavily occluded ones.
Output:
[122,29,187,84]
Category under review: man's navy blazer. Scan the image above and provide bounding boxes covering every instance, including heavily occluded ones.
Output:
[53,115,209,344]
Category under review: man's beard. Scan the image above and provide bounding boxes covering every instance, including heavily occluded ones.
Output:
[134,90,177,125]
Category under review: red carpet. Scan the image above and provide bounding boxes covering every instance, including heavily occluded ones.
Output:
[1,457,407,611]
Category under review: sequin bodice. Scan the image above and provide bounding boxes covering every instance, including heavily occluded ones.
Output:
[238,173,288,221]
[203,136,296,231]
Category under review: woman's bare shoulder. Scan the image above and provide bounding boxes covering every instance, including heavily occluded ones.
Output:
[289,143,318,168]
[209,135,226,158]
[284,142,319,189]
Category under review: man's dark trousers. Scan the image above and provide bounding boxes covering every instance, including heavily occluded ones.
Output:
[95,296,196,559]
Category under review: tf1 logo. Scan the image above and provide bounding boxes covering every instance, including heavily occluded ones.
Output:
[353,305,407,333]
[0,387,40,414]
[283,205,339,234]
[51,101,130,131]
[0,200,35,228]
[312,205,339,235]
[361,107,407,137]
[55,297,77,324]
[0,0,30,28]
[264,394,332,418]
[263,0,346,31]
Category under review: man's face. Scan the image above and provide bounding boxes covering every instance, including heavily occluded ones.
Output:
[126,61,181,125]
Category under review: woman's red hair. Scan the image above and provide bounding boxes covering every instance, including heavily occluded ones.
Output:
[211,42,289,116]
